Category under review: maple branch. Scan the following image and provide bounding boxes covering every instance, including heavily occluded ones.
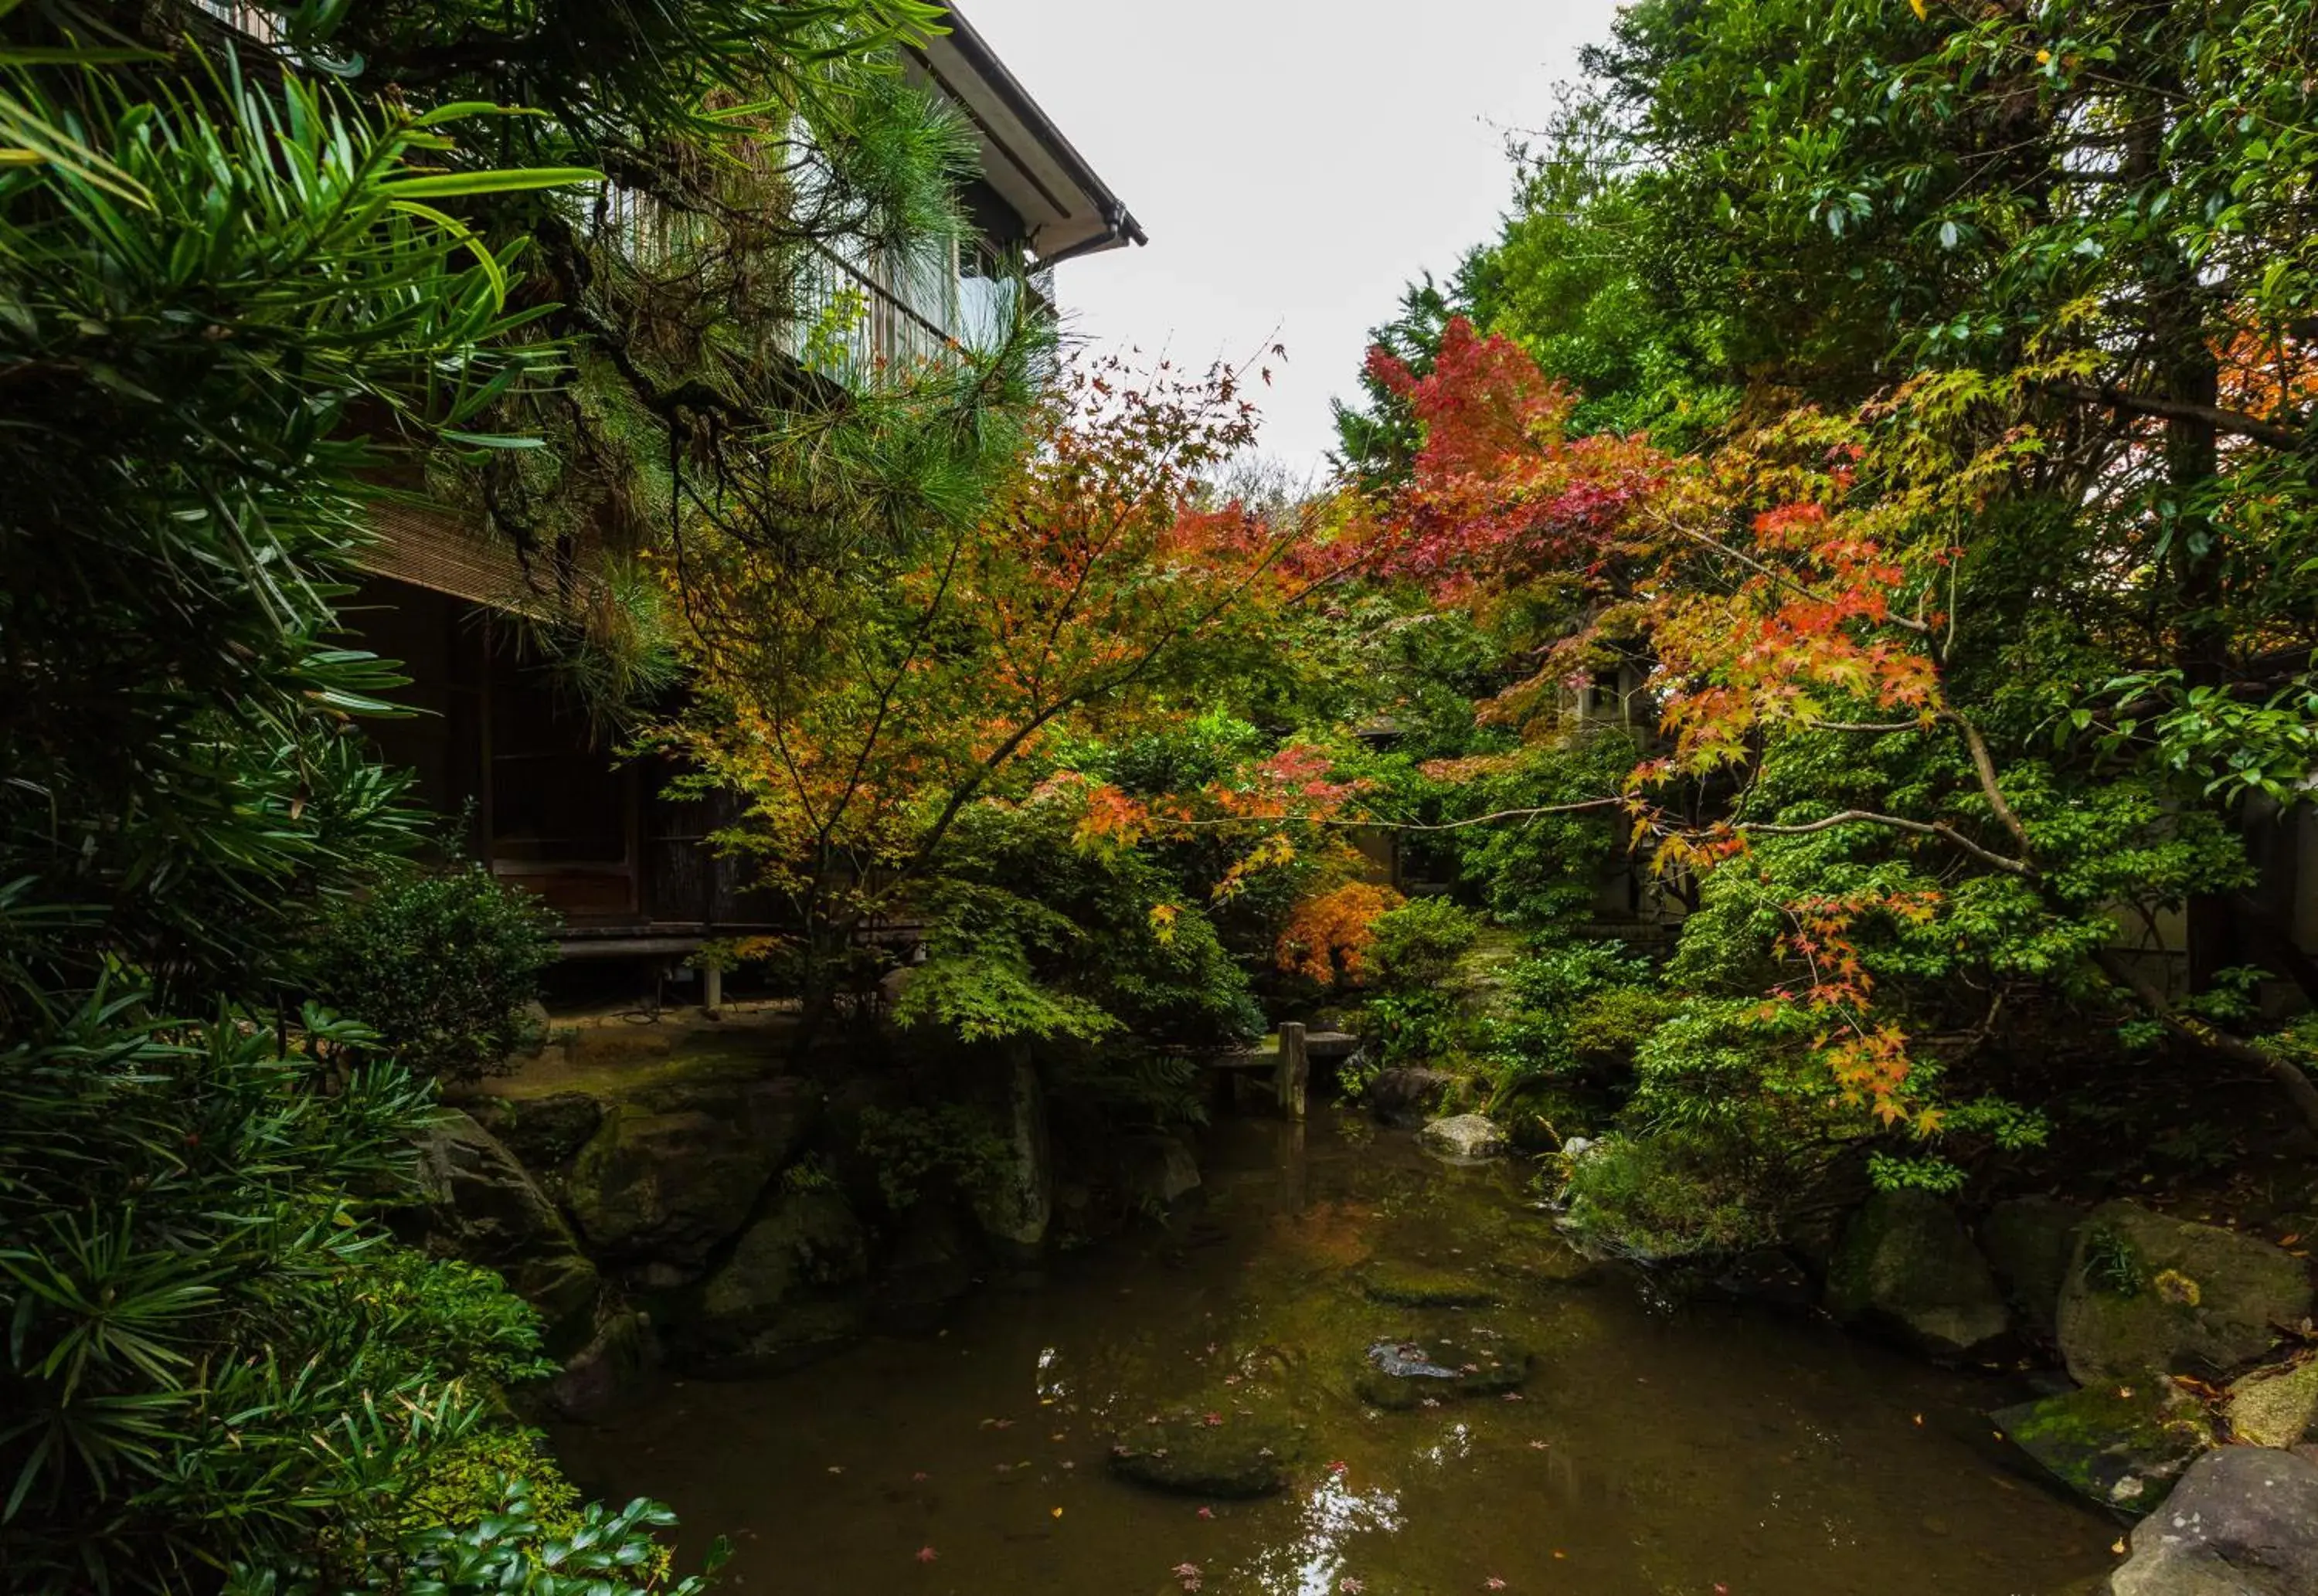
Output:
[1804,712,2033,854]
[1735,809,2035,877]
[2036,379,2306,451]
[1941,709,2031,851]
[1150,798,1629,834]
[1655,514,1933,634]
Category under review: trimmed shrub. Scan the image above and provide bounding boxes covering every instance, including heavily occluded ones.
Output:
[308,866,558,1085]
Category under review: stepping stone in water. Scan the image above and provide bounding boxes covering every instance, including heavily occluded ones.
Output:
[1354,1336,1531,1410]
[1108,1414,1303,1499]
[1361,1265,1497,1308]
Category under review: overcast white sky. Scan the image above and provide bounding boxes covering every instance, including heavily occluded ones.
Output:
[960,0,1628,476]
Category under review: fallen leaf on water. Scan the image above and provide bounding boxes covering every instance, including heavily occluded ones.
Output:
[915,1547,936,1564]
[1912,1414,1922,1426]
[825,1465,844,1475]
[1552,1550,1565,1560]
[1051,1507,1063,1519]
[2112,1538,2128,1556]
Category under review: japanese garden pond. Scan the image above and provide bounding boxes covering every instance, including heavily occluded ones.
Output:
[553,1107,2119,1596]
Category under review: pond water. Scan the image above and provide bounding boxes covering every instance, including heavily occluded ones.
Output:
[554,1108,2116,1596]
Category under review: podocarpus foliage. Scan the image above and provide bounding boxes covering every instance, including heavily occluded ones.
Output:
[0,0,1015,1586]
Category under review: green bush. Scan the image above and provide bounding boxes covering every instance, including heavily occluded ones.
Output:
[0,999,563,1589]
[307,865,559,1085]
[855,1103,1015,1211]
[1558,1127,1790,1261]
[1368,897,1483,992]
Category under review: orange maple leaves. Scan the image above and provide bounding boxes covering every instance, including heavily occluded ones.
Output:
[1275,881,1402,987]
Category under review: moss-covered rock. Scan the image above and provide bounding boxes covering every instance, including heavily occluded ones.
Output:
[1978,1196,2085,1342]
[1361,1264,1497,1308]
[1107,1416,1303,1498]
[699,1192,868,1329]
[2225,1358,2318,1448]
[1351,1333,1531,1409]
[409,1109,600,1350]
[1991,1380,2212,1513]
[707,1296,866,1375]
[2055,1201,2313,1385]
[1418,1112,1507,1161]
[1824,1190,2010,1359]
[471,1090,603,1173]
[565,1075,818,1275]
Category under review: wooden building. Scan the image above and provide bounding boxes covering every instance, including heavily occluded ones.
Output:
[342,8,1144,959]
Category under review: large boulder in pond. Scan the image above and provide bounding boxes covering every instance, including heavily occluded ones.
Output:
[565,1075,817,1278]
[2056,1202,2313,1386]
[1118,1134,1202,1212]
[1368,1067,1456,1128]
[970,1053,1052,1264]
[1980,1196,2087,1343]
[1419,1112,1507,1162]
[698,1190,868,1326]
[692,1190,870,1374]
[410,1110,600,1349]
[2109,1445,2318,1596]
[1993,1381,2214,1514]
[1824,1190,2010,1359]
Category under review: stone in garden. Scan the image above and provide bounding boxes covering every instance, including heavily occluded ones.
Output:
[2225,1360,2318,1449]
[2109,1445,2318,1596]
[471,1090,605,1173]
[1368,1067,1457,1128]
[1107,1415,1303,1498]
[1419,1112,1507,1161]
[1980,1195,2087,1342]
[564,1074,817,1274]
[698,1190,869,1330]
[1824,1189,2010,1359]
[550,1309,658,1418]
[1993,1381,2213,1513]
[2055,1201,2313,1386]
[1351,1335,1531,1409]
[1119,1133,1203,1211]
[1361,1263,1497,1308]
[971,1052,1052,1264]
[409,1109,600,1350]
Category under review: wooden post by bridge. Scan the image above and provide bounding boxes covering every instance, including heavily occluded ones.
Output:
[1275,1021,1309,1120]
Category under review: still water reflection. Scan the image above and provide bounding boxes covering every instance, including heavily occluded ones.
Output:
[555,1109,2113,1595]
